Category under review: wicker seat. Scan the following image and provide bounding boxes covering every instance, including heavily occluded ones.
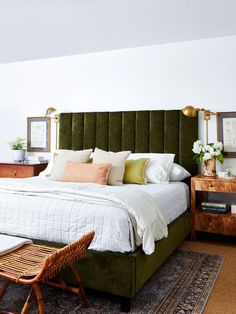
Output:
[0,231,95,314]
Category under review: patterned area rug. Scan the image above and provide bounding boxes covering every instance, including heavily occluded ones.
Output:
[0,249,224,314]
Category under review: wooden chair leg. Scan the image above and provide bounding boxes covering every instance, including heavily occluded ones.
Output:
[21,287,34,314]
[70,265,88,308]
[0,279,10,301]
[32,283,44,314]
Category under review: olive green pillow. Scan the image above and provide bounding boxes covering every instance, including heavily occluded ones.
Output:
[123,158,149,184]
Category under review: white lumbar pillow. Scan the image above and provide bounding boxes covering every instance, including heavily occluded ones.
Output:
[128,153,175,183]
[93,148,131,185]
[49,149,93,181]
[169,163,191,181]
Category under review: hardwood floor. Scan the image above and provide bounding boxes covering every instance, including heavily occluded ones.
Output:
[181,235,236,314]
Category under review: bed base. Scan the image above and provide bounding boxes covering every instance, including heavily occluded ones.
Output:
[34,210,191,312]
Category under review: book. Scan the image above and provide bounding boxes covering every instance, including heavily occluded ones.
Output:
[201,201,227,209]
[201,206,228,213]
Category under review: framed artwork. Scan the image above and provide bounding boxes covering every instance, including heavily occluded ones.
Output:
[27,117,51,152]
[217,112,236,157]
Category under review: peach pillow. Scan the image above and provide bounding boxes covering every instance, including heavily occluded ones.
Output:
[63,161,112,185]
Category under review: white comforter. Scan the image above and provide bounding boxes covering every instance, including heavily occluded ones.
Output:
[0,177,168,255]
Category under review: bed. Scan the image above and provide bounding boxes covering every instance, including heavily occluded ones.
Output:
[0,110,198,312]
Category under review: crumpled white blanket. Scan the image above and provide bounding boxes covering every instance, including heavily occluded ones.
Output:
[0,178,168,255]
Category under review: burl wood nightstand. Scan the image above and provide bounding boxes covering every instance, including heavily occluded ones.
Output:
[191,174,236,241]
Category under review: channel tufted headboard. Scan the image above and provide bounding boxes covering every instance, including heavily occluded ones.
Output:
[59,110,198,175]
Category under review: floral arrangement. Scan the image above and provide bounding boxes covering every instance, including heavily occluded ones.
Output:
[192,140,223,164]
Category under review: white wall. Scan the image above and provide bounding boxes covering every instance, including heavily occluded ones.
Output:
[0,35,236,172]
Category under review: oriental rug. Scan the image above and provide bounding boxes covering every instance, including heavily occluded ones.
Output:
[0,249,224,314]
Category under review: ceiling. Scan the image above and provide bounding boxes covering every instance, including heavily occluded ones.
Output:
[1,0,236,64]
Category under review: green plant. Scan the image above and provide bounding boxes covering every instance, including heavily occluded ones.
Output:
[8,137,26,150]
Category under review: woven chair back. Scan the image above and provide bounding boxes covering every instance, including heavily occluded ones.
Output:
[37,231,95,281]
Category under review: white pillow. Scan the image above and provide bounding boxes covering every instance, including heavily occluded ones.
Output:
[128,153,175,184]
[169,163,191,181]
[93,148,131,185]
[49,149,93,181]
[39,151,58,178]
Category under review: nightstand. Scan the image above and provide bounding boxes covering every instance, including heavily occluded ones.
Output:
[191,174,236,240]
[0,162,48,178]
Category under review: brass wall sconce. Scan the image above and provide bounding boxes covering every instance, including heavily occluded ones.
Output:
[182,105,216,144]
[45,107,59,149]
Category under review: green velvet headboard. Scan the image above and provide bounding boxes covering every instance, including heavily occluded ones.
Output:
[59,110,198,175]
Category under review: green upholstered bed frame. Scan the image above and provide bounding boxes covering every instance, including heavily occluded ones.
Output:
[41,110,198,311]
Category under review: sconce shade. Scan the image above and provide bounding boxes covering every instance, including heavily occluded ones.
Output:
[182,105,199,118]
[45,107,57,117]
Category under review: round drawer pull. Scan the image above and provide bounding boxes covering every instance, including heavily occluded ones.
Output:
[208,183,213,188]
[13,171,17,177]
[208,222,212,226]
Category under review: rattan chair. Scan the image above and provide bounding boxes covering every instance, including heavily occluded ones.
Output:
[0,231,95,314]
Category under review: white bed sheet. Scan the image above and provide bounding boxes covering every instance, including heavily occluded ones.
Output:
[126,182,190,225]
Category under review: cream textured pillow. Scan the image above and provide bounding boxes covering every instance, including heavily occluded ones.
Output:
[128,153,175,183]
[93,148,131,185]
[49,149,93,181]
[63,162,112,185]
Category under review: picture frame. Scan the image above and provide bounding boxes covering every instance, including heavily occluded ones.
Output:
[27,117,51,152]
[217,112,236,158]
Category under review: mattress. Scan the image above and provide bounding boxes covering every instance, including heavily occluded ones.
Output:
[0,177,188,254]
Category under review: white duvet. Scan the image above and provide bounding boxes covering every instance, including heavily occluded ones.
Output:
[0,177,168,255]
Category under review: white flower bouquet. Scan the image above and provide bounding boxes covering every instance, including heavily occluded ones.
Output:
[192,140,223,164]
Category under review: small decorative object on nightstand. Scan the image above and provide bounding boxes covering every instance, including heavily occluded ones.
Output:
[224,166,234,178]
[0,162,48,178]
[191,174,236,241]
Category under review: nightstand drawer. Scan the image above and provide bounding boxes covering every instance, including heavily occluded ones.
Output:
[195,213,236,236]
[0,165,33,178]
[194,179,236,192]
